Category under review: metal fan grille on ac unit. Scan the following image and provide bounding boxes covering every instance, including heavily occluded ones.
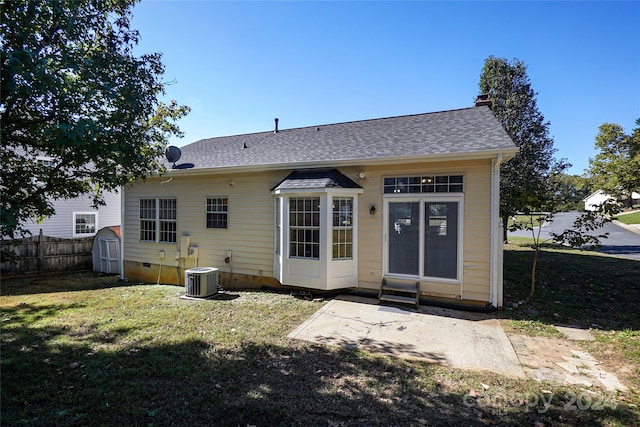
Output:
[184,267,218,298]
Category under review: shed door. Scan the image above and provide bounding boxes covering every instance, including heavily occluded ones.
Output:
[99,238,120,274]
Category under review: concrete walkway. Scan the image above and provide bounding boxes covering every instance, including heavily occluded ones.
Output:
[289,295,525,378]
[289,295,628,391]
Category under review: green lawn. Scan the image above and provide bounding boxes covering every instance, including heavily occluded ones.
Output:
[507,214,546,229]
[616,210,640,225]
[2,248,639,426]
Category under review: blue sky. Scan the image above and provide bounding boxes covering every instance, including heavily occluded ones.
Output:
[130,1,640,175]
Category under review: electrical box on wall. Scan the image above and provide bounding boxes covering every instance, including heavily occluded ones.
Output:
[180,234,191,255]
[188,246,199,259]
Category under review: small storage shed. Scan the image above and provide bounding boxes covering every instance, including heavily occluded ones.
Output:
[92,226,121,275]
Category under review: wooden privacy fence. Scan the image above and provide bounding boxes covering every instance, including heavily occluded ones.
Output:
[1,230,94,275]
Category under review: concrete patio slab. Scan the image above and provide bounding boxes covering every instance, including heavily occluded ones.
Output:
[288,295,525,378]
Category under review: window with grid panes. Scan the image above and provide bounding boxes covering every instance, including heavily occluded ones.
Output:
[332,197,353,259]
[73,212,97,236]
[289,197,320,259]
[139,198,176,242]
[383,175,463,194]
[139,199,157,241]
[206,197,228,229]
[158,199,177,242]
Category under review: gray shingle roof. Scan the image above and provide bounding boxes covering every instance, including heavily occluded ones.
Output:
[271,169,363,191]
[170,106,517,171]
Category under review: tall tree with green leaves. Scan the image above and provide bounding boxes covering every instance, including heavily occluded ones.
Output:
[0,0,190,247]
[587,119,640,205]
[479,56,569,242]
[551,173,592,212]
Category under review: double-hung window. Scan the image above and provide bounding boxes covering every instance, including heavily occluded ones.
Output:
[289,197,320,259]
[206,197,228,229]
[139,198,177,243]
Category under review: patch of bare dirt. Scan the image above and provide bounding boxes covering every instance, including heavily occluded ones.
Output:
[506,332,628,392]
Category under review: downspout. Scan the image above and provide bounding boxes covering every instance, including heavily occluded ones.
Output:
[490,154,503,308]
[119,186,125,280]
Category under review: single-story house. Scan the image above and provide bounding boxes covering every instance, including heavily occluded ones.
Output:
[584,189,640,211]
[122,100,518,309]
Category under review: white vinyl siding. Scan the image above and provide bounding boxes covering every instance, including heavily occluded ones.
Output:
[123,159,496,304]
[123,172,282,278]
[21,190,121,239]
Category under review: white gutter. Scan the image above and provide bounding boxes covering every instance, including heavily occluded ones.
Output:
[160,148,519,178]
[490,153,503,308]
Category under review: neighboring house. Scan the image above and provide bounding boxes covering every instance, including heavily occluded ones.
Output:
[21,190,121,239]
[584,189,640,211]
[122,101,518,308]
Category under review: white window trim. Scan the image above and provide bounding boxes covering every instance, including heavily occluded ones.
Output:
[139,198,177,243]
[206,196,229,229]
[332,196,354,260]
[272,187,363,290]
[288,196,321,259]
[383,193,464,286]
[72,211,98,237]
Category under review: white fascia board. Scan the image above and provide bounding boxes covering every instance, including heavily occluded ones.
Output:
[163,148,520,178]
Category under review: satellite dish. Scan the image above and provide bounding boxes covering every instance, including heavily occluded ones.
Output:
[165,146,182,167]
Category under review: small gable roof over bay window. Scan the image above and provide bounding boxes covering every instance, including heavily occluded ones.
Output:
[271,169,363,192]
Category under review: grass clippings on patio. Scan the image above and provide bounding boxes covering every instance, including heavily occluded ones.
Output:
[1,266,639,426]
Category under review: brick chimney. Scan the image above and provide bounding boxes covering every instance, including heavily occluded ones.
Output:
[475,94,492,109]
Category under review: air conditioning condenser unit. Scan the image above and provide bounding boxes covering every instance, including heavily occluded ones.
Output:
[184,267,219,298]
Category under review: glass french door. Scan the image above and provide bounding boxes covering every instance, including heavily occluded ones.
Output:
[387,202,420,275]
[386,200,459,280]
[423,202,458,279]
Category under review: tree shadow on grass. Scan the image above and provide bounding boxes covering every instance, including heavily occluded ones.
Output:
[2,303,637,427]
[503,246,640,330]
[598,244,640,258]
